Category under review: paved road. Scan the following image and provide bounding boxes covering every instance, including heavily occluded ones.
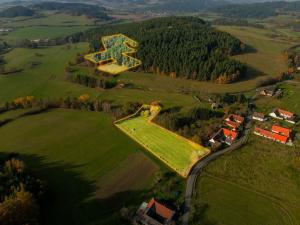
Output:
[182,121,252,225]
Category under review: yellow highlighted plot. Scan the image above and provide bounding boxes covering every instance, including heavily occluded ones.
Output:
[84,34,141,75]
[114,105,211,177]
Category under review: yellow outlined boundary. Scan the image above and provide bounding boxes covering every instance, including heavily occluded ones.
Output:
[114,104,211,177]
[84,34,142,75]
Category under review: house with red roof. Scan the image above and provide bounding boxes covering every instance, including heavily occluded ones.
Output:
[224,120,242,131]
[209,128,238,146]
[271,125,292,138]
[269,108,296,124]
[254,126,293,145]
[225,114,245,124]
[135,198,176,225]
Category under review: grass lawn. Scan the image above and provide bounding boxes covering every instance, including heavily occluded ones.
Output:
[0,109,160,225]
[192,131,300,225]
[195,176,293,225]
[115,115,210,177]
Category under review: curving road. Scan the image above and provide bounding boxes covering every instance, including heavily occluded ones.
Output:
[182,121,252,225]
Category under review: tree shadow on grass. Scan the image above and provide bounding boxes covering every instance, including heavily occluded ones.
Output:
[0,152,146,225]
[238,65,266,83]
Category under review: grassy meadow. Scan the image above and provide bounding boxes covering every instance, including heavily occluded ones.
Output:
[0,109,160,225]
[116,115,210,177]
[193,134,300,225]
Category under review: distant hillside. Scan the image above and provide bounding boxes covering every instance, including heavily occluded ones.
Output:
[74,17,246,83]
[147,0,226,12]
[32,2,111,20]
[0,5,35,17]
[211,1,300,18]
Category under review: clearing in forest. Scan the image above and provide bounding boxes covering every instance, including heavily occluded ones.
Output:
[84,34,141,75]
[115,105,210,177]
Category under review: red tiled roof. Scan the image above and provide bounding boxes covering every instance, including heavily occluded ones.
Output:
[226,114,244,123]
[254,127,288,143]
[271,125,291,138]
[222,128,238,140]
[278,109,294,118]
[225,120,241,129]
[147,198,174,220]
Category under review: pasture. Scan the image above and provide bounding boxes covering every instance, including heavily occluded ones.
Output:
[115,112,210,177]
[0,109,160,225]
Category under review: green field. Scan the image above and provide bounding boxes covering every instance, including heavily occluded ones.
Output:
[0,109,159,225]
[2,26,91,44]
[116,115,210,177]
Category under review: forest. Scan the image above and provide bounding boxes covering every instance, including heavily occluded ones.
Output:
[76,17,247,83]
[211,1,300,18]
[0,6,35,18]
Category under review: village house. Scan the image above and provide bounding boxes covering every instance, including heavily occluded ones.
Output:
[209,128,238,146]
[134,198,176,225]
[252,112,267,122]
[224,120,242,131]
[269,108,296,124]
[259,87,283,98]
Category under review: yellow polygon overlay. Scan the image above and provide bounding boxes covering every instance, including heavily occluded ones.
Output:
[84,34,142,75]
[114,104,211,177]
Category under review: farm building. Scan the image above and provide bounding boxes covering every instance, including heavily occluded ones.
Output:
[209,128,238,146]
[252,112,267,122]
[134,198,176,225]
[254,126,293,145]
[271,125,292,138]
[269,108,296,124]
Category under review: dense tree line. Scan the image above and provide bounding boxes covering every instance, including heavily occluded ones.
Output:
[65,72,117,89]
[71,17,247,83]
[0,6,35,18]
[212,18,264,29]
[211,1,300,18]
[155,106,224,145]
[147,0,224,12]
[285,46,300,72]
[1,95,142,121]
[0,157,44,225]
[32,2,111,20]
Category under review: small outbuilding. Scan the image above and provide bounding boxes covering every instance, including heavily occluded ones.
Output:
[252,112,267,122]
